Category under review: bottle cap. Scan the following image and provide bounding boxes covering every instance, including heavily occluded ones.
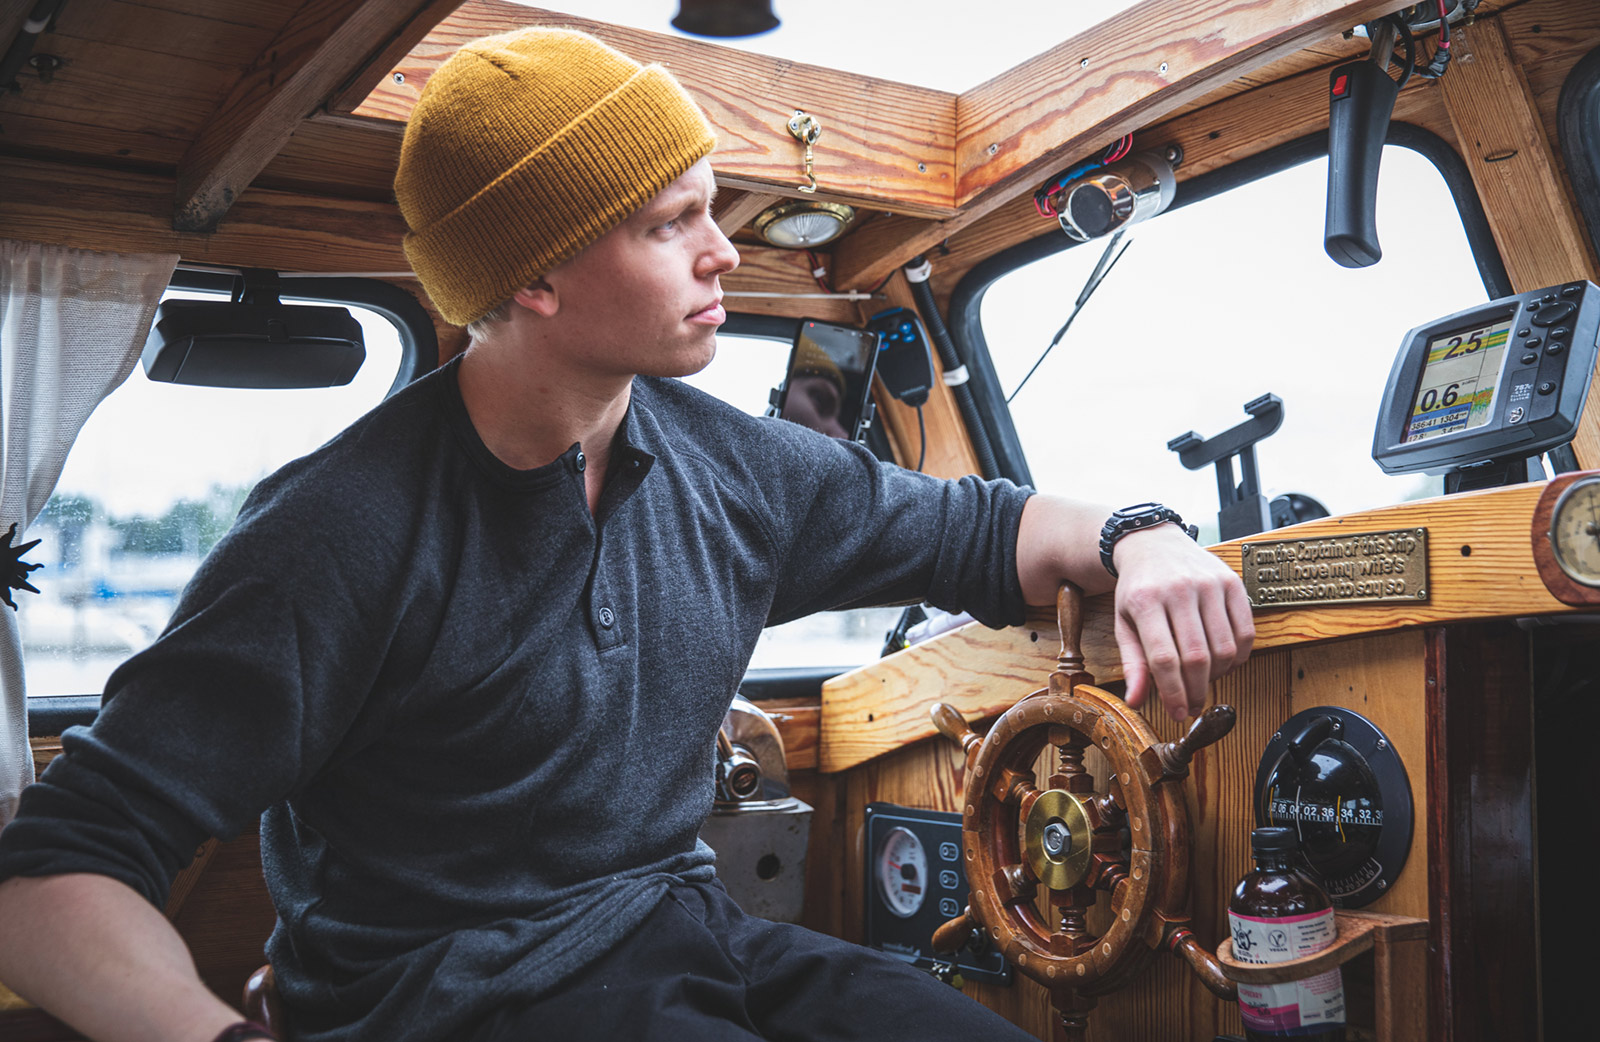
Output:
[1251,826,1298,854]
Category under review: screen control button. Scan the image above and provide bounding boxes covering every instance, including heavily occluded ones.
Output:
[1548,341,1566,357]
[1522,352,1539,364]
[1551,327,1571,340]
[1563,284,1582,297]
[939,841,959,861]
[1526,337,1542,349]
[1532,301,1577,327]
[1518,327,1531,337]
[1538,381,1557,395]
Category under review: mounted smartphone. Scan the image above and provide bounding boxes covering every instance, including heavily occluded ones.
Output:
[773,319,880,441]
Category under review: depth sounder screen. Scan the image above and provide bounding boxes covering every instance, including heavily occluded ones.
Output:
[1402,316,1512,444]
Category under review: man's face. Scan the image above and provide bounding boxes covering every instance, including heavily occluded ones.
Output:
[538,157,739,380]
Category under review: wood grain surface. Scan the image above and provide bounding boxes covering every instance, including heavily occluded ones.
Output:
[350,1,959,217]
[1439,15,1600,293]
[820,481,1567,774]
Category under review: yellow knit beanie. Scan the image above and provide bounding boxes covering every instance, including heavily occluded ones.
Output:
[394,28,718,326]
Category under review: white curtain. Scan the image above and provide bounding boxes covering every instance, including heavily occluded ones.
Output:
[0,240,178,827]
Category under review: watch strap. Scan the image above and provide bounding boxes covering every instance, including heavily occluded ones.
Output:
[1098,503,1196,578]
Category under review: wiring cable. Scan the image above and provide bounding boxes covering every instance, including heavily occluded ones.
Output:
[1005,229,1131,404]
[803,250,894,296]
[1410,0,1453,81]
[915,404,927,472]
[1033,136,1137,218]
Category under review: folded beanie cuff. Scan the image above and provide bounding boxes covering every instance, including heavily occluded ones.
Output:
[403,64,716,327]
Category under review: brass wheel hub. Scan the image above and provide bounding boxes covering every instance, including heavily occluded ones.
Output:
[1024,788,1092,890]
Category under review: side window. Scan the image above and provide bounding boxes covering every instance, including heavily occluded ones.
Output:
[20,286,406,696]
[982,145,1494,540]
[684,333,903,669]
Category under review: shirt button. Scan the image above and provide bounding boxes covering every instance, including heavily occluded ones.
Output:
[598,606,615,628]
[575,451,587,473]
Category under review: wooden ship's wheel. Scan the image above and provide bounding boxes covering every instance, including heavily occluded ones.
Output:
[931,585,1238,1040]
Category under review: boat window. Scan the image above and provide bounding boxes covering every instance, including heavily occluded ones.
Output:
[980,144,1494,541]
[542,0,1140,91]
[685,333,903,670]
[20,287,407,698]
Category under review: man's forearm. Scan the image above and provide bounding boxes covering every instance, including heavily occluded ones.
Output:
[1014,494,1116,605]
[0,873,241,1042]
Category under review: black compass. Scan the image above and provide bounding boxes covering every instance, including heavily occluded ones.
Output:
[1253,706,1413,908]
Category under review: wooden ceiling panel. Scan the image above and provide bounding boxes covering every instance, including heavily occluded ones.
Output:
[256,114,404,200]
[0,31,235,148]
[49,0,276,66]
[350,2,959,218]
[0,110,182,170]
[134,0,287,31]
[172,0,464,232]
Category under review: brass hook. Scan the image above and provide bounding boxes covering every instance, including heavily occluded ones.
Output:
[787,110,821,194]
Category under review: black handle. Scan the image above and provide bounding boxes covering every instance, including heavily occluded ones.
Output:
[1325,59,1400,268]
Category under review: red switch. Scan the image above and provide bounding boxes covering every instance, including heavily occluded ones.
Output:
[1332,73,1349,98]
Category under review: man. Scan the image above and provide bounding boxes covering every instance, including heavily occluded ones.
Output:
[0,27,1252,1042]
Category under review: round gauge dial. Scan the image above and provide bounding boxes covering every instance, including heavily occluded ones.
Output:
[1549,475,1600,587]
[874,826,928,919]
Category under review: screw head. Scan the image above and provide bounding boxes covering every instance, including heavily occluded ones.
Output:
[917,162,927,173]
[1376,738,1388,750]
[1159,62,1169,74]
[392,71,404,85]
[1043,821,1070,856]
[987,143,999,155]
[1080,58,1090,69]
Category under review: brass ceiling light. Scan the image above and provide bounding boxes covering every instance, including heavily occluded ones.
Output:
[672,1,779,38]
[753,200,856,248]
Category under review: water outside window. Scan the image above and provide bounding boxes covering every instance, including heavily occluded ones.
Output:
[18,292,403,696]
[982,146,1489,541]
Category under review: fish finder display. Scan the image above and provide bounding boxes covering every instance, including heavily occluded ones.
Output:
[1402,317,1512,444]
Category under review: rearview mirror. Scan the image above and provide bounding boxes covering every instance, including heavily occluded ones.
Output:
[142,269,365,389]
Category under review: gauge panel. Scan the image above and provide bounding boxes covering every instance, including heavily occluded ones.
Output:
[862,804,1011,984]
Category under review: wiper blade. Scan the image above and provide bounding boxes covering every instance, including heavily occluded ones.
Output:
[1006,229,1132,404]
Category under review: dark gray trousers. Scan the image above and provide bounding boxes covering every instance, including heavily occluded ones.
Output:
[462,881,1039,1041]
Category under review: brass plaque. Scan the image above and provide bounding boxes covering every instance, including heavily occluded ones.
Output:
[1241,528,1429,610]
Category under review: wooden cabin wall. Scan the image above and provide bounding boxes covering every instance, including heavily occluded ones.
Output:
[821,629,1431,1042]
[925,0,1600,317]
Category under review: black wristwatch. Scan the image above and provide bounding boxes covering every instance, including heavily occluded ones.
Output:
[1098,503,1198,578]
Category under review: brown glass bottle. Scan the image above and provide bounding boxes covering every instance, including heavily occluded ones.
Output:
[1227,827,1346,1041]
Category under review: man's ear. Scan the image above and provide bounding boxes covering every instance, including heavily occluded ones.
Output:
[511,277,558,318]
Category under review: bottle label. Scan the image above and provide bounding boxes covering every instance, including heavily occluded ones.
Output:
[1228,908,1346,1034]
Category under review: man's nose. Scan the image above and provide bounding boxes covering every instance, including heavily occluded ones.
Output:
[701,221,740,277]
